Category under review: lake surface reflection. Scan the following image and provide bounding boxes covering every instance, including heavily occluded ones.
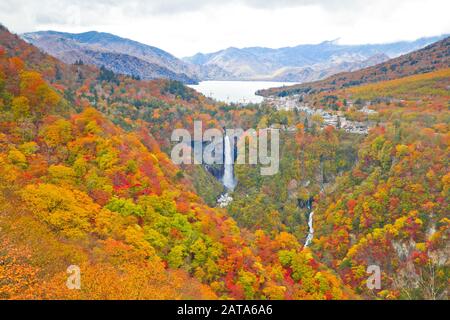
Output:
[188,81,298,104]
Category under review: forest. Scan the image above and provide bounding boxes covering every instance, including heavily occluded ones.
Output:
[0,24,448,300]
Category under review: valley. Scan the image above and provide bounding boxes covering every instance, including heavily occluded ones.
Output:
[0,20,448,301]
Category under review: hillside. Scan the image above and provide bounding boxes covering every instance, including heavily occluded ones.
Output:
[268,53,389,82]
[0,24,354,300]
[230,66,450,299]
[185,36,448,81]
[22,31,199,84]
[311,69,450,299]
[258,36,450,96]
[1,21,449,300]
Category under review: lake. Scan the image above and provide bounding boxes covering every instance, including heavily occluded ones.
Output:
[188,81,298,104]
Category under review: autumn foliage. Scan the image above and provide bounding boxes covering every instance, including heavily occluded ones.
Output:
[0,26,352,300]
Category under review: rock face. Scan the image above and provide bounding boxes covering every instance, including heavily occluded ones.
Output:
[184,36,448,82]
[22,31,199,84]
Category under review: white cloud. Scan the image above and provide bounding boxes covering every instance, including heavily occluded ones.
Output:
[0,0,449,57]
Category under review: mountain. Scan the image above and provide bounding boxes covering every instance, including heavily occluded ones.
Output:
[22,30,447,84]
[258,36,450,96]
[0,23,356,300]
[21,30,199,84]
[1,21,449,301]
[184,35,448,81]
[267,53,390,82]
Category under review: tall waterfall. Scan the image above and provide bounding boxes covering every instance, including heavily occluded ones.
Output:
[304,211,314,248]
[222,134,236,190]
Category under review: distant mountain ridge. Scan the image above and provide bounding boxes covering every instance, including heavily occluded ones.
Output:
[185,35,449,82]
[21,30,200,84]
[257,36,450,97]
[21,30,449,84]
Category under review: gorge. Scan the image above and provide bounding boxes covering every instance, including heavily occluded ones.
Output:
[0,20,448,300]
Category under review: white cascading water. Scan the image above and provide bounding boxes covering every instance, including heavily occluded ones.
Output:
[222,134,236,190]
[304,211,314,247]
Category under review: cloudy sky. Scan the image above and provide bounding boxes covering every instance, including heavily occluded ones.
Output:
[1,0,449,57]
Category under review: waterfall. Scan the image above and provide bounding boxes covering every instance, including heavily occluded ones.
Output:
[304,211,314,248]
[222,134,236,190]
